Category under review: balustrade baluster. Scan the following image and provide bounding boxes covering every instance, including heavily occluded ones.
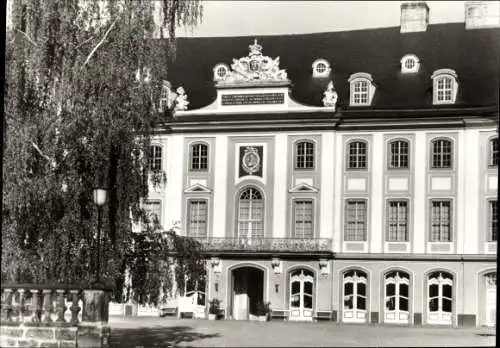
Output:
[55,289,67,323]
[42,289,53,324]
[69,290,81,325]
[2,288,13,322]
[18,289,25,323]
[30,289,42,323]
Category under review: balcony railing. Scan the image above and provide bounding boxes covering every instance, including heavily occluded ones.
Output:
[193,237,332,253]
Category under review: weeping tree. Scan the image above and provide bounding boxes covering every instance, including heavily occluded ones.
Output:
[3,0,204,305]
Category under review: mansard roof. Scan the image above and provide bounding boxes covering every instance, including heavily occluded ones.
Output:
[162,23,499,112]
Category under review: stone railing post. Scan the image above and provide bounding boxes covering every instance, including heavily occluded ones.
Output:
[41,289,53,324]
[78,288,111,348]
[69,290,81,325]
[2,288,13,323]
[17,289,25,323]
[29,289,42,323]
[55,289,67,323]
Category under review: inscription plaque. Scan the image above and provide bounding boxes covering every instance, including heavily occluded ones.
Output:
[222,93,285,106]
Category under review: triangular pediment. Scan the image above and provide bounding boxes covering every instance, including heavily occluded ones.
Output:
[184,183,212,193]
[289,183,319,193]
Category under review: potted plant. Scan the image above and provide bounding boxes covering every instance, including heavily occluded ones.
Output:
[208,299,220,320]
[256,301,271,322]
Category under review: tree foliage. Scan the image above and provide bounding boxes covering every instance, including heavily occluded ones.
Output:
[3,0,204,305]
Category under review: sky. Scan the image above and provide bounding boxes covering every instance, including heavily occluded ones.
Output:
[176,1,467,37]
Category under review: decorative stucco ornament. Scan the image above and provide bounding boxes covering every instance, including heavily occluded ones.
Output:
[322,81,338,110]
[242,146,261,175]
[174,86,189,111]
[222,39,289,84]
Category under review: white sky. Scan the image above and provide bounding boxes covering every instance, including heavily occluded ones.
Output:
[176,1,466,37]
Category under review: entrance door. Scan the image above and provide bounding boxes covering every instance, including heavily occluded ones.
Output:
[231,267,264,320]
[343,270,367,323]
[485,273,496,327]
[427,272,453,325]
[384,271,410,324]
[289,269,314,321]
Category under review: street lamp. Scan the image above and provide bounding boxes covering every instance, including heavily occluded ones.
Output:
[93,188,108,283]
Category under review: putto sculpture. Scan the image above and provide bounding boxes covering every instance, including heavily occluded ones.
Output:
[322,81,338,110]
[174,86,189,111]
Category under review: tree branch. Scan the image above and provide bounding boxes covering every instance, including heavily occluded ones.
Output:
[80,19,117,71]
[15,29,37,46]
[31,141,56,169]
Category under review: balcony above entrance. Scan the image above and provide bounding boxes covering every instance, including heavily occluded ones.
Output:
[193,237,333,257]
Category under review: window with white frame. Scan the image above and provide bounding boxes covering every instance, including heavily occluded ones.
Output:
[295,141,315,169]
[343,270,368,322]
[387,200,409,242]
[489,137,498,167]
[489,200,498,242]
[431,138,453,169]
[431,69,458,105]
[142,200,161,231]
[345,200,367,241]
[427,271,453,325]
[348,141,368,169]
[293,200,314,238]
[312,59,331,78]
[190,143,208,171]
[238,187,264,238]
[187,200,208,238]
[430,200,452,242]
[400,54,420,74]
[348,73,375,106]
[389,140,409,169]
[147,145,162,171]
[213,63,229,81]
[384,271,410,323]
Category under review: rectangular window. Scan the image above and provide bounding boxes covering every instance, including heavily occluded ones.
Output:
[436,78,452,102]
[190,144,208,171]
[345,200,367,241]
[352,81,369,105]
[293,200,314,238]
[143,200,161,231]
[387,200,408,241]
[431,139,452,169]
[148,146,162,171]
[348,141,367,169]
[389,141,409,169]
[430,200,452,242]
[187,200,208,238]
[490,200,498,242]
[295,142,315,169]
[490,138,498,167]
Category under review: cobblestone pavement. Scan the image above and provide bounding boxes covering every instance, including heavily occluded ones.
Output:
[109,316,496,347]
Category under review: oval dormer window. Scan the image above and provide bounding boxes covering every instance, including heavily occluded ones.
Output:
[312,59,331,78]
[213,63,229,81]
[400,54,420,74]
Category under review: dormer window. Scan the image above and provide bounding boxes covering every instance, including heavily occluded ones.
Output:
[431,69,458,105]
[213,63,229,81]
[348,72,376,106]
[312,59,331,78]
[401,54,420,74]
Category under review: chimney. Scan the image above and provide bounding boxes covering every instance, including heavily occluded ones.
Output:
[465,1,500,29]
[400,2,430,33]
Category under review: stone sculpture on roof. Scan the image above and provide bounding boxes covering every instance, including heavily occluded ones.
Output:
[221,39,289,84]
[174,87,189,111]
[322,81,338,110]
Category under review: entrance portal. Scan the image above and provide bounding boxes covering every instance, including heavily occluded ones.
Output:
[231,267,264,320]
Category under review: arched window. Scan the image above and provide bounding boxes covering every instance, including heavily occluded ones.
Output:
[384,271,410,323]
[489,137,498,167]
[289,269,314,321]
[348,141,368,169]
[389,140,409,169]
[147,145,162,171]
[295,141,315,169]
[427,271,453,325]
[484,272,496,327]
[190,143,208,171]
[348,72,375,106]
[431,69,458,105]
[431,138,452,169]
[343,270,367,323]
[238,187,264,238]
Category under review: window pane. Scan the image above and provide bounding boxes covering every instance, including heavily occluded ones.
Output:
[357,296,366,310]
[344,282,353,296]
[303,295,313,309]
[357,283,366,296]
[386,283,395,297]
[291,281,300,294]
[399,297,409,311]
[386,297,396,311]
[429,284,438,298]
[400,284,409,298]
[490,200,498,242]
[443,284,452,299]
[442,299,452,312]
[291,294,300,307]
[344,295,353,310]
[304,282,313,295]
[429,298,439,311]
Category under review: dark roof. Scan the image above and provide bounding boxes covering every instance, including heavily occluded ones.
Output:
[163,23,500,111]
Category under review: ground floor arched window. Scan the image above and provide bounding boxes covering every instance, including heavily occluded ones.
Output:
[384,271,410,323]
[427,271,453,325]
[289,269,314,321]
[343,269,367,323]
[485,272,496,327]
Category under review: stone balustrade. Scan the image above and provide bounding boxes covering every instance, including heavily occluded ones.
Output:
[0,284,111,348]
[193,237,333,253]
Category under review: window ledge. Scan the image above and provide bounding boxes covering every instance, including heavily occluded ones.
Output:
[427,242,453,254]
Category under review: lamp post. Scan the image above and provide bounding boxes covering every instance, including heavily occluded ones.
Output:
[93,188,108,284]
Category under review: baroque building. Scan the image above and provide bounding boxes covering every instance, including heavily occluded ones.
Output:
[141,1,499,326]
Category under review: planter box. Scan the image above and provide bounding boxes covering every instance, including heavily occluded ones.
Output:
[208,314,217,321]
[258,315,268,322]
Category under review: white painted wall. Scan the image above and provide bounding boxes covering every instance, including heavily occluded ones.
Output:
[213,134,229,237]
[164,134,184,231]
[370,133,384,253]
[413,132,427,254]
[272,134,287,238]
[333,133,343,252]
[320,132,335,240]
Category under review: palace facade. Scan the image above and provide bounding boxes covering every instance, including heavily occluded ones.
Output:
[142,1,499,326]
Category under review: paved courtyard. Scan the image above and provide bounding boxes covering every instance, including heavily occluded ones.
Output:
[109,316,496,347]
